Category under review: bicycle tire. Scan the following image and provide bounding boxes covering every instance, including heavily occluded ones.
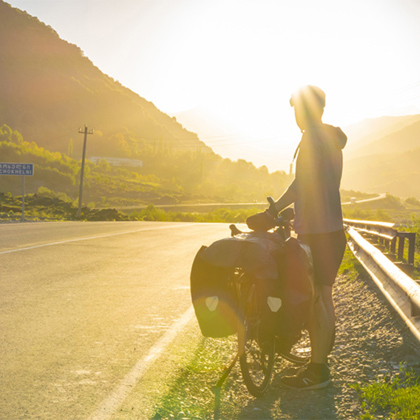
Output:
[239,281,275,397]
[240,334,275,397]
[276,329,311,365]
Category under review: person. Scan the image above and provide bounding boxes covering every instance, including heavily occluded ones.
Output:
[269,85,347,390]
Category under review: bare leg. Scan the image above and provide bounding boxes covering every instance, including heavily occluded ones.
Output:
[280,284,335,389]
[307,285,335,364]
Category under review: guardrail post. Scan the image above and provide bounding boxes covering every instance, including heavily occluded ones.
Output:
[391,237,397,254]
[396,232,416,265]
[398,234,405,261]
[408,232,416,265]
[412,299,420,318]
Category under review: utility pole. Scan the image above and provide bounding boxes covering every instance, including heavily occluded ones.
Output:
[78,125,94,218]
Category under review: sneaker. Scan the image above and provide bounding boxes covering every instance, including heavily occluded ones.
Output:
[280,363,331,390]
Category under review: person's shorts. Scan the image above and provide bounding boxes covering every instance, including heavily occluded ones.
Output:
[298,229,347,287]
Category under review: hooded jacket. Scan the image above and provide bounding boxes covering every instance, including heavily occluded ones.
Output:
[287,123,347,234]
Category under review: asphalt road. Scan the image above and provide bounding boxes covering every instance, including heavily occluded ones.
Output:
[341,193,386,205]
[0,221,232,420]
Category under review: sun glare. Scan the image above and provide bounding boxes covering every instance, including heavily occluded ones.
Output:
[136,0,407,124]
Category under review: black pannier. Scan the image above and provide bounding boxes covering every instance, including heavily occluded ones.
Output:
[190,231,314,344]
[274,237,314,349]
[190,246,240,338]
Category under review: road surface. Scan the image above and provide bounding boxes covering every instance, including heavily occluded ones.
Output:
[342,193,386,205]
[0,221,232,420]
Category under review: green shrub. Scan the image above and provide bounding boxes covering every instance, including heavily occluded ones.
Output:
[37,186,55,197]
[350,365,420,419]
[406,197,420,207]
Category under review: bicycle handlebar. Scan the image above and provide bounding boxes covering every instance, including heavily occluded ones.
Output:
[267,196,294,225]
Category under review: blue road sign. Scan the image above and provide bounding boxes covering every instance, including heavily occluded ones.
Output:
[0,163,34,176]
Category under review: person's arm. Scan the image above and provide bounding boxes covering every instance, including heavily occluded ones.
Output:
[274,181,298,212]
[247,180,298,231]
[267,180,298,216]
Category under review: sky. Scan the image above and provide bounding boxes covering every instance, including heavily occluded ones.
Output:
[6,0,420,171]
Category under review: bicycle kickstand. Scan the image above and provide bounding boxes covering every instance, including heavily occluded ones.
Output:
[212,352,239,393]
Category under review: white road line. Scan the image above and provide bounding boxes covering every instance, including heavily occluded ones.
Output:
[87,306,194,420]
[0,224,190,255]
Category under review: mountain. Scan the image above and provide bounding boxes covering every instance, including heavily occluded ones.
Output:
[0,1,293,205]
[346,116,420,158]
[0,0,210,159]
[342,147,420,197]
[344,114,420,157]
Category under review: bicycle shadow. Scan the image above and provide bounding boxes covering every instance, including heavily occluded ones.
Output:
[213,386,223,419]
[214,363,340,420]
[236,384,339,420]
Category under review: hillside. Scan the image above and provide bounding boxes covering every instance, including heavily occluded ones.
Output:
[344,114,420,155]
[0,123,292,205]
[345,115,420,158]
[341,114,420,197]
[342,146,420,198]
[0,0,295,205]
[0,0,210,159]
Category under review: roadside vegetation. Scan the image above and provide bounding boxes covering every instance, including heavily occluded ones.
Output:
[0,188,259,223]
[350,365,420,420]
[341,193,413,223]
[0,189,126,221]
[0,124,291,207]
[343,208,394,222]
[2,184,420,231]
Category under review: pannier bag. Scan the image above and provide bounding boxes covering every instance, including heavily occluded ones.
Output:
[275,237,314,349]
[190,246,240,337]
[190,231,314,342]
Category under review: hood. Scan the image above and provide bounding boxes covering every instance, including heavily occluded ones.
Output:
[305,123,347,150]
[323,124,347,149]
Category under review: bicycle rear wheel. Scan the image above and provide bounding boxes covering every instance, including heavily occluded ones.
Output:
[239,282,275,397]
[276,329,311,365]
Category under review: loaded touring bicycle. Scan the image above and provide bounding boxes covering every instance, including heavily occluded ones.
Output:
[190,199,315,397]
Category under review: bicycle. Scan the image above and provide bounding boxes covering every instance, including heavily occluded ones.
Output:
[190,199,314,397]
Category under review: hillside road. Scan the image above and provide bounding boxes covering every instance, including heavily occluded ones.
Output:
[0,221,231,420]
[342,193,386,205]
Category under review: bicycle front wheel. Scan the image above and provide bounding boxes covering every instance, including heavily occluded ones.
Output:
[240,333,275,397]
[238,281,275,397]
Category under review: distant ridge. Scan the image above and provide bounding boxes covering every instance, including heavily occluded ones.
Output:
[346,116,420,158]
[342,114,420,197]
[345,114,420,157]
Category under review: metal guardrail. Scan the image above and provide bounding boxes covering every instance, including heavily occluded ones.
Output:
[346,226,420,343]
[344,218,416,271]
